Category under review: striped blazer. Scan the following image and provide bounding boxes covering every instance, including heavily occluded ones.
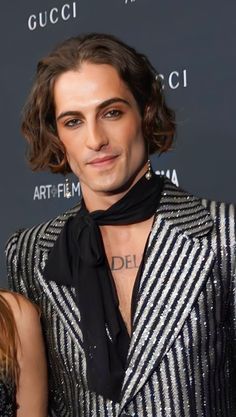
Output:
[6,178,236,417]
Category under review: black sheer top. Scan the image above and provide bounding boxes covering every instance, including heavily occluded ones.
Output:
[0,379,17,417]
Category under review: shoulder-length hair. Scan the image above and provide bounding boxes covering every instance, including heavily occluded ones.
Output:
[22,33,175,174]
[0,290,20,384]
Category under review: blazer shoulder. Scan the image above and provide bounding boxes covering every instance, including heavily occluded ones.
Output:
[6,203,80,255]
[201,198,236,223]
[201,198,236,245]
[6,204,80,292]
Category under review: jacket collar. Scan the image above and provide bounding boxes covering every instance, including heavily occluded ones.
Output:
[38,204,80,251]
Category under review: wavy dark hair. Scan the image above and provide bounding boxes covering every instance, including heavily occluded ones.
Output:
[22,33,175,174]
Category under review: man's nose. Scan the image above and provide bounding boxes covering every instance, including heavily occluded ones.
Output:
[85,122,108,151]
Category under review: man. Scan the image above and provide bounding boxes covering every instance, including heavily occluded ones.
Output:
[6,33,236,416]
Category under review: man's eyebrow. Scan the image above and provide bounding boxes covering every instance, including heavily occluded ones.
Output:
[97,97,130,110]
[56,97,130,121]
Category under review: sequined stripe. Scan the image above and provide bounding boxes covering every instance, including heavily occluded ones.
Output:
[123,233,189,400]
[48,282,84,345]
[197,291,214,417]
[124,381,157,417]
[6,231,22,291]
[130,391,140,416]
[144,243,210,373]
[141,385,151,416]
[128,236,193,374]
[47,306,86,416]
[159,200,204,212]
[217,204,232,416]
[183,314,197,416]
[195,286,226,417]
[164,350,181,416]
[79,355,90,416]
[83,390,91,416]
[228,204,236,274]
[186,221,213,238]
[124,400,135,417]
[149,372,162,415]
[162,356,173,416]
[22,224,50,288]
[190,304,204,415]
[227,206,236,416]
[160,209,212,235]
[38,279,84,353]
[125,242,212,404]
[131,232,194,351]
[219,203,232,301]
[166,252,214,415]
[61,285,81,324]
[65,326,81,407]
[212,203,228,416]
[90,391,97,416]
[126,236,187,386]
[159,206,208,221]
[61,328,75,401]
[173,332,191,416]
[143,381,156,417]
[161,194,201,206]
[104,396,119,417]
[204,200,221,415]
[201,281,215,417]
[157,363,167,417]
[7,224,46,295]
[135,223,182,313]
[97,393,106,417]
[47,312,68,412]
[189,273,229,417]
[38,279,88,414]
[40,223,66,248]
[211,267,224,415]
[38,207,79,250]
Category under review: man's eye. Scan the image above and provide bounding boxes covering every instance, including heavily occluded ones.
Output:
[104,109,122,119]
[65,119,82,127]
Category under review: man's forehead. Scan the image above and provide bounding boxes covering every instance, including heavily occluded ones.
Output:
[53,63,135,113]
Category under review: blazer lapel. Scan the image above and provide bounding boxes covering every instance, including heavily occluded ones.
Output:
[38,204,80,251]
[119,179,215,410]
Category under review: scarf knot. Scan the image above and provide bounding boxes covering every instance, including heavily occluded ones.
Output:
[76,215,105,266]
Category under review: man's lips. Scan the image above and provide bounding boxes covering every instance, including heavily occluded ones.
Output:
[87,155,118,165]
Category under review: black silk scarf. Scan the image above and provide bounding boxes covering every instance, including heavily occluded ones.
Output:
[44,173,164,402]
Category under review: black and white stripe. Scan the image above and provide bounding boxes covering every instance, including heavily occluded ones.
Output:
[6,178,236,416]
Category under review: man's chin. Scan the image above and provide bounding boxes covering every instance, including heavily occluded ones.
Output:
[92,177,137,196]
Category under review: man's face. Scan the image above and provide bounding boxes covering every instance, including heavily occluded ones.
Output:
[54,62,147,199]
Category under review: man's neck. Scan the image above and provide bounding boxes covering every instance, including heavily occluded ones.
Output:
[83,190,126,212]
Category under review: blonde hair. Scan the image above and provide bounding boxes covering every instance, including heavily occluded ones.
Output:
[0,290,20,384]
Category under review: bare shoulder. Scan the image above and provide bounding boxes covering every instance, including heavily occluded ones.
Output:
[0,291,40,328]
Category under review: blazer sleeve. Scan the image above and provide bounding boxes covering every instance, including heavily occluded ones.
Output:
[6,230,29,295]
[5,228,39,302]
[225,202,236,407]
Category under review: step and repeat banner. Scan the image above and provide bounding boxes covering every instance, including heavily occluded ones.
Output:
[1,0,236,285]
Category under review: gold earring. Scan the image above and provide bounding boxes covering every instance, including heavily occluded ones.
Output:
[145,159,152,180]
